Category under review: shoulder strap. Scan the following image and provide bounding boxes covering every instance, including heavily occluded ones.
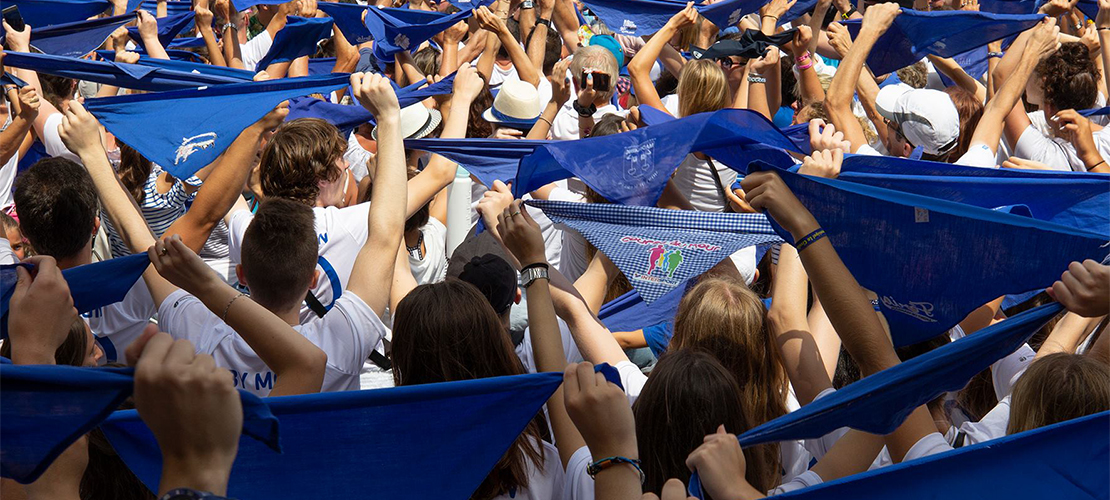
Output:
[705,157,735,213]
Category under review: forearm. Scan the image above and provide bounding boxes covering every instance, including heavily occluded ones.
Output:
[80,148,157,252]
[825,28,879,152]
[551,0,580,52]
[526,23,549,74]
[629,27,675,113]
[499,30,540,86]
[458,30,489,64]
[574,250,618,314]
[973,53,1037,153]
[747,78,772,119]
[141,35,171,61]
[927,55,986,102]
[796,61,826,105]
[0,116,33,165]
[440,39,460,76]
[200,26,227,67]
[769,244,831,406]
[519,5,537,45]
[526,100,560,139]
[1037,312,1105,358]
[476,33,500,82]
[548,262,630,366]
[223,25,245,69]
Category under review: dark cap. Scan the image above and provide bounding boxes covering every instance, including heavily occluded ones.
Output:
[453,253,516,314]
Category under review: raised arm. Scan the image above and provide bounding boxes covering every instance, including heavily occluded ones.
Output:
[0,86,38,165]
[526,0,556,76]
[150,235,328,395]
[137,10,171,61]
[747,48,780,120]
[195,3,228,67]
[927,55,986,103]
[476,6,541,86]
[768,243,833,406]
[500,199,587,466]
[215,0,246,69]
[824,3,900,153]
[346,73,407,317]
[969,19,1059,156]
[789,26,825,106]
[628,4,698,116]
[4,22,62,141]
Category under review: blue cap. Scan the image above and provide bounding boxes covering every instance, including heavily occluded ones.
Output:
[589,34,624,68]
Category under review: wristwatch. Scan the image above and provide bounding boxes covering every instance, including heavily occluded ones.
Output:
[521,0,535,9]
[521,263,550,289]
[572,99,597,117]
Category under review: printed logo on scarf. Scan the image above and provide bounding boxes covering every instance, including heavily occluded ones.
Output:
[621,236,721,287]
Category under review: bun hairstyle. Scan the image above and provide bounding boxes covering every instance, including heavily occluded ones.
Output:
[1038,42,1099,112]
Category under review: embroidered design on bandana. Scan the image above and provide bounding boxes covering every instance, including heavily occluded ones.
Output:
[174,132,217,165]
[620,19,637,34]
[880,295,938,323]
[622,140,655,182]
[394,33,411,50]
[728,8,743,26]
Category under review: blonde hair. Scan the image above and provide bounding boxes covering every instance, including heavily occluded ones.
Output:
[570,45,619,102]
[677,59,730,118]
[1007,353,1110,435]
[670,277,786,489]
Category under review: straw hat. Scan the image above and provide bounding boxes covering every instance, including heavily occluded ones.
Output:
[482,80,543,130]
[373,102,442,140]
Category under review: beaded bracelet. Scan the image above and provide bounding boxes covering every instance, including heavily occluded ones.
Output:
[587,456,645,484]
[794,227,827,253]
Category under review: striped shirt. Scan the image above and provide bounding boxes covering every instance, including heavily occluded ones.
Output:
[104,164,190,258]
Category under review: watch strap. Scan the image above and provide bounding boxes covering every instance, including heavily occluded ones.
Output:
[572,99,597,117]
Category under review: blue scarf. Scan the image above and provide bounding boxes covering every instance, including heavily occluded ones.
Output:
[28,14,132,58]
[285,73,456,133]
[1,0,112,28]
[319,2,374,44]
[364,2,495,63]
[128,11,197,49]
[85,74,351,180]
[94,51,257,81]
[841,9,1043,75]
[2,51,246,91]
[581,0,769,37]
[102,366,620,499]
[404,138,553,189]
[0,364,279,484]
[528,200,783,302]
[255,16,335,70]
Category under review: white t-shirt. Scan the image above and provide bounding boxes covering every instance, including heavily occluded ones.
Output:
[515,318,585,374]
[84,279,156,364]
[491,439,566,500]
[551,102,629,141]
[344,130,374,182]
[547,187,589,282]
[0,237,16,264]
[0,113,19,208]
[670,154,737,213]
[228,203,371,324]
[159,288,386,396]
[409,217,448,285]
[240,31,274,72]
[956,143,998,169]
[1012,124,1110,171]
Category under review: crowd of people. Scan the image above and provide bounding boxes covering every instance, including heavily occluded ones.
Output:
[1,0,1108,498]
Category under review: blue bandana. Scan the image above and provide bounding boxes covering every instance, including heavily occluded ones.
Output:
[102,366,620,499]
[94,51,256,81]
[763,164,1108,346]
[138,0,193,15]
[167,36,206,49]
[255,16,335,70]
[128,11,197,49]
[580,0,768,37]
[85,74,351,180]
[319,2,374,44]
[285,73,455,133]
[364,2,495,63]
[1080,106,1110,117]
[0,364,279,484]
[0,73,29,88]
[28,14,132,58]
[308,57,338,75]
[513,109,804,206]
[598,285,685,336]
[1,0,112,28]
[528,200,783,302]
[841,9,1043,75]
[2,51,246,91]
[404,138,552,189]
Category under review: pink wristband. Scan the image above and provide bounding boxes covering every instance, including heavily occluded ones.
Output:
[795,51,811,63]
[796,60,814,71]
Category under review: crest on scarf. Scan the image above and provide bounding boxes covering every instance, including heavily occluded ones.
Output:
[174,132,217,165]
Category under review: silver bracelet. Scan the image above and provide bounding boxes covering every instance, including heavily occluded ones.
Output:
[748,75,767,84]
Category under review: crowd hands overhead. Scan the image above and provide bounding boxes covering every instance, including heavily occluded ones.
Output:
[1,0,1109,498]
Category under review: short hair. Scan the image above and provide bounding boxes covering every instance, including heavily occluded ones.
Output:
[259,118,347,205]
[13,157,99,259]
[39,73,75,110]
[570,45,619,102]
[413,45,441,77]
[240,198,319,309]
[897,61,929,89]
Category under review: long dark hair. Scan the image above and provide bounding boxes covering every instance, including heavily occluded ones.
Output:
[634,349,778,495]
[0,317,89,366]
[117,142,153,204]
[391,279,545,500]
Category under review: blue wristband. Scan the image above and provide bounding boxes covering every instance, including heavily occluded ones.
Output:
[793,227,827,253]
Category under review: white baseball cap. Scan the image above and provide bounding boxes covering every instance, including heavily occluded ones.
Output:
[876,84,960,156]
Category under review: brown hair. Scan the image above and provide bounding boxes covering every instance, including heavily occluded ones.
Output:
[634,349,778,494]
[1038,42,1099,112]
[39,73,76,110]
[240,198,319,310]
[896,61,929,89]
[117,141,154,204]
[1007,353,1110,435]
[259,118,347,204]
[670,277,785,488]
[391,279,545,500]
[1,317,90,366]
[467,83,496,139]
[943,86,983,161]
[677,59,730,118]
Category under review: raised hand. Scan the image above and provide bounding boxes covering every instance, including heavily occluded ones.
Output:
[667,2,700,31]
[685,426,762,500]
[826,22,853,58]
[351,72,401,118]
[498,200,547,266]
[58,101,106,158]
[549,57,573,106]
[452,62,486,102]
[741,170,820,239]
[7,256,77,365]
[860,2,901,34]
[1047,260,1110,317]
[3,20,32,51]
[808,119,852,154]
[149,235,223,295]
[11,85,41,121]
[563,361,638,458]
[798,148,843,179]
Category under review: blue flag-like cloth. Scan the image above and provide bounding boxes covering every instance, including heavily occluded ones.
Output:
[255,16,335,70]
[738,302,1061,447]
[284,73,455,132]
[763,165,1107,346]
[694,410,1108,499]
[1080,106,1110,116]
[580,0,765,37]
[319,2,373,44]
[29,14,132,58]
[528,200,783,302]
[842,10,1043,75]
[980,0,1038,13]
[139,0,192,15]
[86,74,350,180]
[404,139,552,188]
[514,109,804,206]
[0,72,29,88]
[128,11,197,49]
[308,57,337,75]
[2,0,112,28]
[598,285,685,334]
[2,51,246,91]
[230,0,288,10]
[0,364,280,484]
[771,411,1108,499]
[167,36,205,48]
[835,155,1110,236]
[103,367,618,500]
[364,3,494,62]
[95,51,256,81]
